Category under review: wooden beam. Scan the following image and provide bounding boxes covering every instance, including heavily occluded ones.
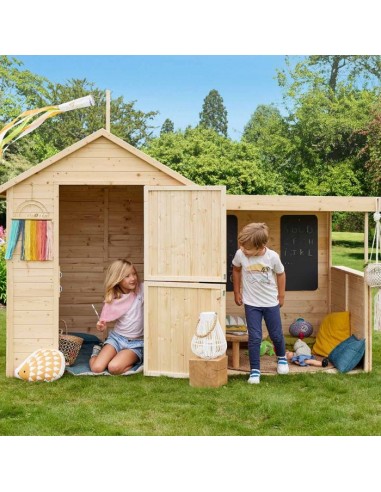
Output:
[227,195,378,212]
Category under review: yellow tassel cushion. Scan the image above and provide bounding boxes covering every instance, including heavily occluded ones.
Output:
[312,311,351,357]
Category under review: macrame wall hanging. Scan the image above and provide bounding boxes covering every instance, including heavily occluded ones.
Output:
[191,311,227,359]
[5,219,53,261]
[364,198,381,331]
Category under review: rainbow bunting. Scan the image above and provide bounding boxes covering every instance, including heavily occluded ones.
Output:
[5,219,53,261]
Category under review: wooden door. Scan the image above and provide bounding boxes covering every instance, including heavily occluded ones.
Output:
[144,186,226,377]
[144,186,226,282]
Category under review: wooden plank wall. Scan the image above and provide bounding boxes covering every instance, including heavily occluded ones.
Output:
[7,184,57,375]
[144,282,226,377]
[331,266,371,371]
[59,185,144,333]
[226,210,330,336]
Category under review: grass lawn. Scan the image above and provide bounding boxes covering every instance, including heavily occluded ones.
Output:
[1,233,381,436]
[332,231,366,270]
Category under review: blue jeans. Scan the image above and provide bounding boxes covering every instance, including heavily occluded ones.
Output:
[244,304,286,371]
[105,330,144,363]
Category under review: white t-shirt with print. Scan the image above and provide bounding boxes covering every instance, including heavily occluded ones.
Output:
[232,248,284,307]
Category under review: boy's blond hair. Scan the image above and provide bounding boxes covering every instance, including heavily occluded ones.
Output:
[104,259,140,303]
[238,222,269,249]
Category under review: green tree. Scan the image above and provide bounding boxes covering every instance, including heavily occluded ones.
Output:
[357,103,381,196]
[144,126,284,195]
[0,55,49,123]
[272,56,381,197]
[278,55,381,97]
[160,118,174,135]
[242,104,295,173]
[34,79,159,150]
[199,89,228,137]
[0,55,53,165]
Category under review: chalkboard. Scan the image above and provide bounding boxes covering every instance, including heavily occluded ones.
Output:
[226,215,238,292]
[280,215,318,291]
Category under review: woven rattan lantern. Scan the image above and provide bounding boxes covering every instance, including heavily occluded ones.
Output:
[191,312,227,359]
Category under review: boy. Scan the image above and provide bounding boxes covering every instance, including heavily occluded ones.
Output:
[232,222,289,384]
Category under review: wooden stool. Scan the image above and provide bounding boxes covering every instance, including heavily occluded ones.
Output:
[189,355,228,387]
[225,333,249,369]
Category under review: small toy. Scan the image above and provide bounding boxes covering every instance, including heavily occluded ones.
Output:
[286,339,328,367]
[289,317,313,339]
[260,340,275,356]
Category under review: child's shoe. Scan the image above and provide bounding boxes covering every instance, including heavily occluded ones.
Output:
[248,369,260,384]
[91,344,102,358]
[277,356,289,375]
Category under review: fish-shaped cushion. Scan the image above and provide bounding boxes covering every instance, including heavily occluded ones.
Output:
[14,349,65,382]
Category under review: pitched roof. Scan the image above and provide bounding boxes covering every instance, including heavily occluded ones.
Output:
[0,128,194,195]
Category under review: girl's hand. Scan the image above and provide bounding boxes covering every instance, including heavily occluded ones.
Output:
[96,320,107,332]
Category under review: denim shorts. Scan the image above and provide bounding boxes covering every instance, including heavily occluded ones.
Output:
[105,330,144,363]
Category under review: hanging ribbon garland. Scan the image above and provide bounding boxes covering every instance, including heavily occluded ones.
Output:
[5,219,53,261]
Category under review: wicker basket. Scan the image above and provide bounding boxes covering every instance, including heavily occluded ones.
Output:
[59,320,83,366]
[364,263,381,288]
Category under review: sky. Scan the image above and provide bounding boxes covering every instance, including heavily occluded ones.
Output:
[15,55,290,140]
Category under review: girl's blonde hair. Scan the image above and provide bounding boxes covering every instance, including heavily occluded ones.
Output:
[238,222,269,249]
[104,259,140,303]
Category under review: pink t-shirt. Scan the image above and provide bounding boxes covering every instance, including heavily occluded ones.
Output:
[100,284,144,339]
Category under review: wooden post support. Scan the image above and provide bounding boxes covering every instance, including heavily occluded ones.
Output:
[105,89,111,132]
[189,355,228,388]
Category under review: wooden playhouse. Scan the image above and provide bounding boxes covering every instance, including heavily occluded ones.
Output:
[0,128,376,377]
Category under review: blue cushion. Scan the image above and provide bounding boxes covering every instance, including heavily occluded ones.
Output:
[328,335,365,373]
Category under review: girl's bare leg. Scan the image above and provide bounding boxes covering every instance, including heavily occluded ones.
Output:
[89,344,117,373]
[107,349,139,375]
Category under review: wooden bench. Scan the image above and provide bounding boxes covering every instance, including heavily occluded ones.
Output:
[225,333,248,369]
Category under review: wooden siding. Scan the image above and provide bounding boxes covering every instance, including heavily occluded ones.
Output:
[144,282,226,378]
[331,266,371,371]
[225,211,330,336]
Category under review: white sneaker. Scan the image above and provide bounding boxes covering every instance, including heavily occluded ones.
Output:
[277,359,289,375]
[91,344,102,358]
[248,370,260,384]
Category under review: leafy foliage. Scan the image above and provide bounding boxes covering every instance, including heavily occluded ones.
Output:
[357,103,381,196]
[32,78,159,151]
[144,126,284,195]
[199,89,228,137]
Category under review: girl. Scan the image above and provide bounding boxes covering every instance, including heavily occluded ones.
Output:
[90,259,144,375]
